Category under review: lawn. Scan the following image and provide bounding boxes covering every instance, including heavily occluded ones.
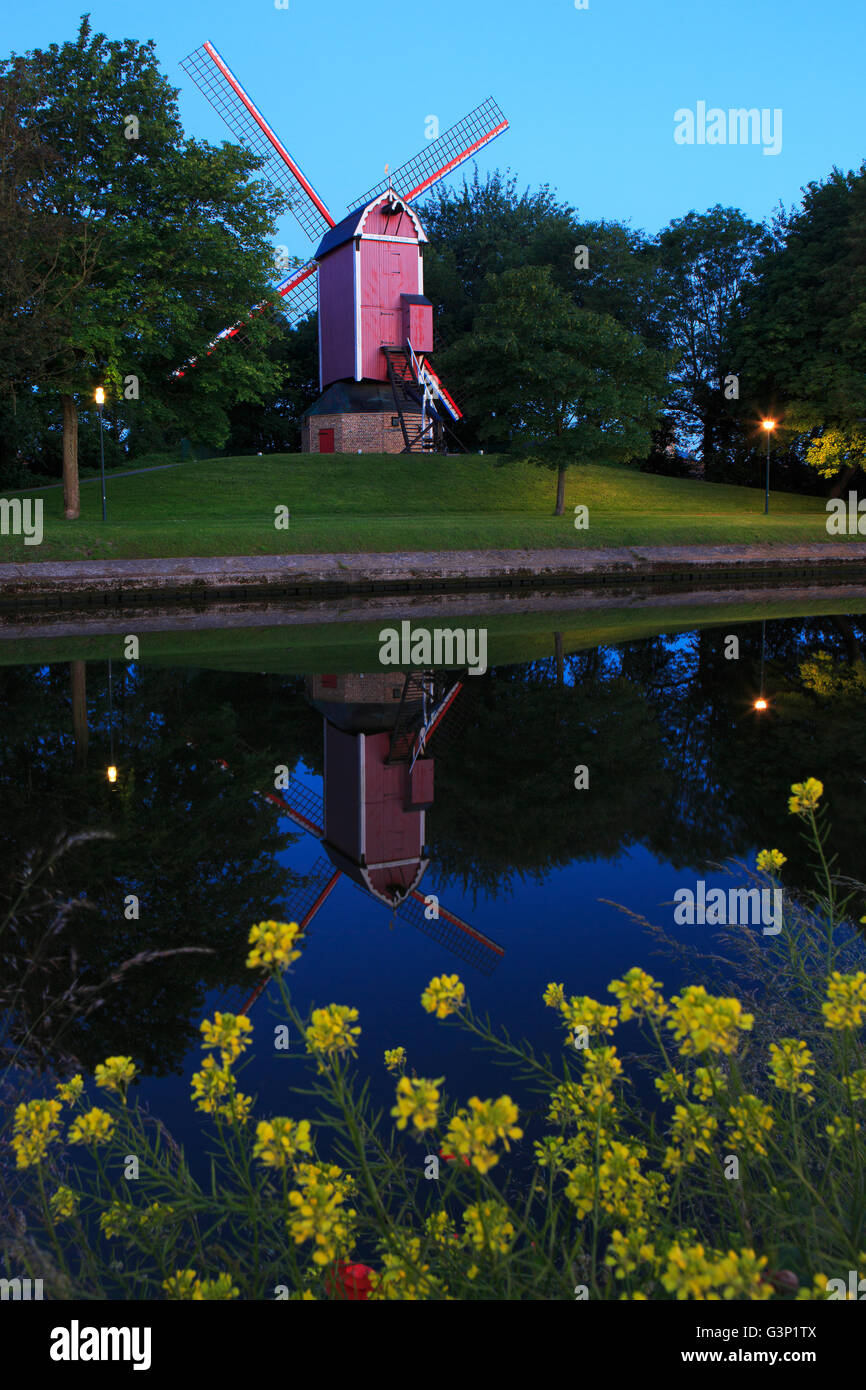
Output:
[0,454,842,563]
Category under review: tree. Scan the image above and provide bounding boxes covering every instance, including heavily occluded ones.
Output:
[732,165,866,487]
[420,171,666,449]
[446,265,669,512]
[654,206,770,461]
[0,17,290,516]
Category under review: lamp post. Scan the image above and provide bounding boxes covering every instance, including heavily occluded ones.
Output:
[761,419,775,515]
[106,657,117,784]
[95,387,107,522]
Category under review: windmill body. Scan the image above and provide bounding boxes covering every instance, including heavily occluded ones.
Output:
[178,42,507,453]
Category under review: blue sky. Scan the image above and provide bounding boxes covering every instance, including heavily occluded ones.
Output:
[7,0,865,261]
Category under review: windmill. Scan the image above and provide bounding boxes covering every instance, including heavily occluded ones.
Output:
[239,669,503,1015]
[177,41,509,454]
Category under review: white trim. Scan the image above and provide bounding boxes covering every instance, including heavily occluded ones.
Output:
[317,260,324,394]
[418,245,424,294]
[358,734,366,859]
[360,234,421,245]
[357,192,428,244]
[354,240,362,381]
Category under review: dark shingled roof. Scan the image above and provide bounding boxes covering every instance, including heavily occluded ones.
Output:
[314,208,366,259]
[302,378,447,419]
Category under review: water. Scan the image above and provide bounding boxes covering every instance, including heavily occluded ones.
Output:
[2,607,865,1172]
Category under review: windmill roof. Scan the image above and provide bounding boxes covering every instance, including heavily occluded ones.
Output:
[315,207,366,258]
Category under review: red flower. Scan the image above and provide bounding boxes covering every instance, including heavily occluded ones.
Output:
[325,1260,374,1300]
[438,1148,470,1166]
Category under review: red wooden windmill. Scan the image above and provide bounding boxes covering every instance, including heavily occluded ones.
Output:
[178,41,508,454]
[244,670,504,1012]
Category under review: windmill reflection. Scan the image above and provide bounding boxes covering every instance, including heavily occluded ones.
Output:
[272,671,504,977]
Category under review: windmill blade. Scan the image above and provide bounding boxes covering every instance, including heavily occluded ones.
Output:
[347,97,508,212]
[171,260,317,378]
[260,777,325,839]
[181,41,335,242]
[285,856,343,926]
[239,856,340,1016]
[275,258,319,326]
[397,890,505,977]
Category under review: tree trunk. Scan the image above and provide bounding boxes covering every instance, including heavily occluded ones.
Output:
[61,394,80,520]
[827,465,859,500]
[554,465,566,516]
[70,660,88,768]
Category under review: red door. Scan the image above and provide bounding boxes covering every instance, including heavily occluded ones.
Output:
[319,428,335,454]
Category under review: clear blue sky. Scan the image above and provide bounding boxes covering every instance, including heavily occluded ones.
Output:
[7,0,865,261]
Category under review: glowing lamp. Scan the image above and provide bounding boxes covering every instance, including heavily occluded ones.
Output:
[107,765,118,783]
[754,698,769,712]
[95,387,105,405]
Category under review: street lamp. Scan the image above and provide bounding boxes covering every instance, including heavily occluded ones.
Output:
[761,419,775,515]
[95,387,107,522]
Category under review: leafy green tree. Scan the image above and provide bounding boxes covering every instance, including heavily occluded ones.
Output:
[1,17,289,516]
[732,165,866,486]
[446,264,669,512]
[655,206,770,462]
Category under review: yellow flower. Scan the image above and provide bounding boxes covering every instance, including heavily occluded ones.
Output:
[195,1274,239,1300]
[461,1200,515,1256]
[769,1039,815,1103]
[667,986,754,1056]
[826,1114,860,1144]
[246,919,304,972]
[692,1066,727,1101]
[848,1069,866,1102]
[727,1096,774,1156]
[666,1103,718,1165]
[11,1098,63,1169]
[605,1226,657,1280]
[424,1211,454,1246]
[190,1056,232,1114]
[443,1095,522,1174]
[49,1186,79,1222]
[287,1162,356,1267]
[756,849,787,873]
[391,1076,442,1133]
[368,1235,446,1300]
[607,968,667,1022]
[661,1242,771,1300]
[304,1004,361,1066]
[654,1070,688,1102]
[567,1140,666,1224]
[55,1075,84,1105]
[788,778,823,815]
[200,1013,253,1066]
[421,974,465,1019]
[68,1107,114,1147]
[253,1117,314,1168]
[94,1056,137,1098]
[99,1202,135,1239]
[384,1047,406,1073]
[822,972,866,1030]
[543,982,565,1009]
[559,995,618,1039]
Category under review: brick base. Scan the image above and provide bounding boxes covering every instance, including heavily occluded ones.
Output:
[302,411,421,454]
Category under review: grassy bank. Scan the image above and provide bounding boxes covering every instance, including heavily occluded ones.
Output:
[0,456,841,563]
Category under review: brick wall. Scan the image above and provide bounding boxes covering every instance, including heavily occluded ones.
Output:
[302,411,421,453]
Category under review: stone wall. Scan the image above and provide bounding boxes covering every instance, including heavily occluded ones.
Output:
[301,411,421,453]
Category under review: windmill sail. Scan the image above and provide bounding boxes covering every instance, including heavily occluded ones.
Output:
[275,259,319,326]
[181,41,335,242]
[348,98,508,212]
[396,889,505,977]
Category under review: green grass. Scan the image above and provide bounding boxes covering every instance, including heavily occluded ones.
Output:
[2,591,861,675]
[0,454,843,563]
